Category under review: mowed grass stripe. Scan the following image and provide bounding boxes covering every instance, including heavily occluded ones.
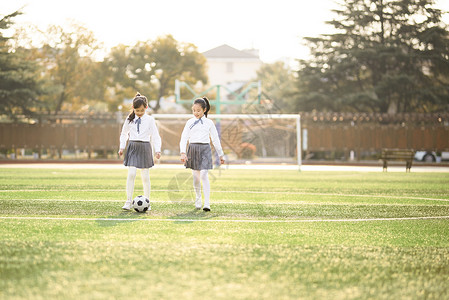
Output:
[1,199,448,219]
[4,198,449,207]
[1,191,449,206]
[1,189,449,202]
[1,219,448,300]
[1,168,448,189]
[1,215,449,223]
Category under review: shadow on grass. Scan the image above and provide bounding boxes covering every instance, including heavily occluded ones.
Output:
[168,208,218,224]
[95,204,219,227]
[95,210,149,227]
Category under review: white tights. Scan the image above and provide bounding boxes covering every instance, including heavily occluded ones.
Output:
[126,167,150,201]
[192,170,210,208]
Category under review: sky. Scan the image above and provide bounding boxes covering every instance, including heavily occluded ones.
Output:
[2,0,449,64]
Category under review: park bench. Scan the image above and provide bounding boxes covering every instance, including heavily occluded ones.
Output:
[381,149,415,172]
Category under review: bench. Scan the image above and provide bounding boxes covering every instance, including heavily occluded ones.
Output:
[381,149,415,172]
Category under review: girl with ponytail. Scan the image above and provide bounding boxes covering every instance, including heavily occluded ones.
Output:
[118,92,162,210]
[179,97,225,212]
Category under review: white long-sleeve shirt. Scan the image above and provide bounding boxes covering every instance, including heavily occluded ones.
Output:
[179,117,224,156]
[119,114,162,152]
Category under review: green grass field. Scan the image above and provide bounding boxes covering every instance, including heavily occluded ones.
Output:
[0,166,448,300]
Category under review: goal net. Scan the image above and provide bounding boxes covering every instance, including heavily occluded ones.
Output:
[153,114,302,168]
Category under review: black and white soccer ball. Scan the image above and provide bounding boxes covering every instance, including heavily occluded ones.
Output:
[132,195,150,212]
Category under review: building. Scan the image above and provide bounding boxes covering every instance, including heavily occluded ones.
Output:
[202,44,262,90]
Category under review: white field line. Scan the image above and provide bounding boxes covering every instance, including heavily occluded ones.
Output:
[2,163,449,172]
[2,198,449,207]
[1,189,448,202]
[0,216,448,223]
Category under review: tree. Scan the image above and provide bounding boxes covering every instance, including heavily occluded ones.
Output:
[28,23,103,114]
[0,10,43,120]
[295,0,449,113]
[104,42,156,103]
[253,61,297,113]
[148,35,208,112]
[104,35,208,112]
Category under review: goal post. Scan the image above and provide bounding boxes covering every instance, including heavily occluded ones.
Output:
[152,113,302,170]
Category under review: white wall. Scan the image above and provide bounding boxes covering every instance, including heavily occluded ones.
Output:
[206,58,262,86]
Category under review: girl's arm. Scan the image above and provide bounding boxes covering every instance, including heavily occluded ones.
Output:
[210,121,225,164]
[118,119,131,156]
[149,117,162,159]
[179,121,190,162]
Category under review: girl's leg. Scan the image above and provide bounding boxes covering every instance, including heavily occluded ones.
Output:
[141,168,150,199]
[192,170,202,209]
[200,170,210,211]
[123,166,137,209]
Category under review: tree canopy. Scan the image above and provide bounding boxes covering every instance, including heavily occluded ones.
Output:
[295,0,449,114]
[38,23,103,114]
[2,20,207,118]
[104,35,207,113]
[254,61,297,113]
[0,11,43,119]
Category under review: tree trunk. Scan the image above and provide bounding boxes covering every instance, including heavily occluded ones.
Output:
[54,91,66,115]
[387,100,398,115]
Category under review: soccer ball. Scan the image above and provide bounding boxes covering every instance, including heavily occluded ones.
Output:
[132,195,150,212]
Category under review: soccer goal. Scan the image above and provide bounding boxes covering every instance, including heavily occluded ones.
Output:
[153,114,302,169]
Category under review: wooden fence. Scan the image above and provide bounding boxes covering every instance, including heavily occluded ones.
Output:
[0,124,121,158]
[305,125,449,151]
[1,120,448,159]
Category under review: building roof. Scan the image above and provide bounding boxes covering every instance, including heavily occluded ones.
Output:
[203,44,259,59]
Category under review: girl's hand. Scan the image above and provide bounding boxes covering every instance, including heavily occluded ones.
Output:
[220,156,225,165]
[155,152,161,159]
[180,153,187,163]
[118,149,124,156]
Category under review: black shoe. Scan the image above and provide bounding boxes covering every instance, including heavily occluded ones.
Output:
[203,207,210,212]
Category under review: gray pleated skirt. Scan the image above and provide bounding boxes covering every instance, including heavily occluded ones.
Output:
[124,140,154,169]
[185,143,213,170]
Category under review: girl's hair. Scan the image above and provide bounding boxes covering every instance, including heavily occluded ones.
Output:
[127,92,148,123]
[193,97,211,117]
